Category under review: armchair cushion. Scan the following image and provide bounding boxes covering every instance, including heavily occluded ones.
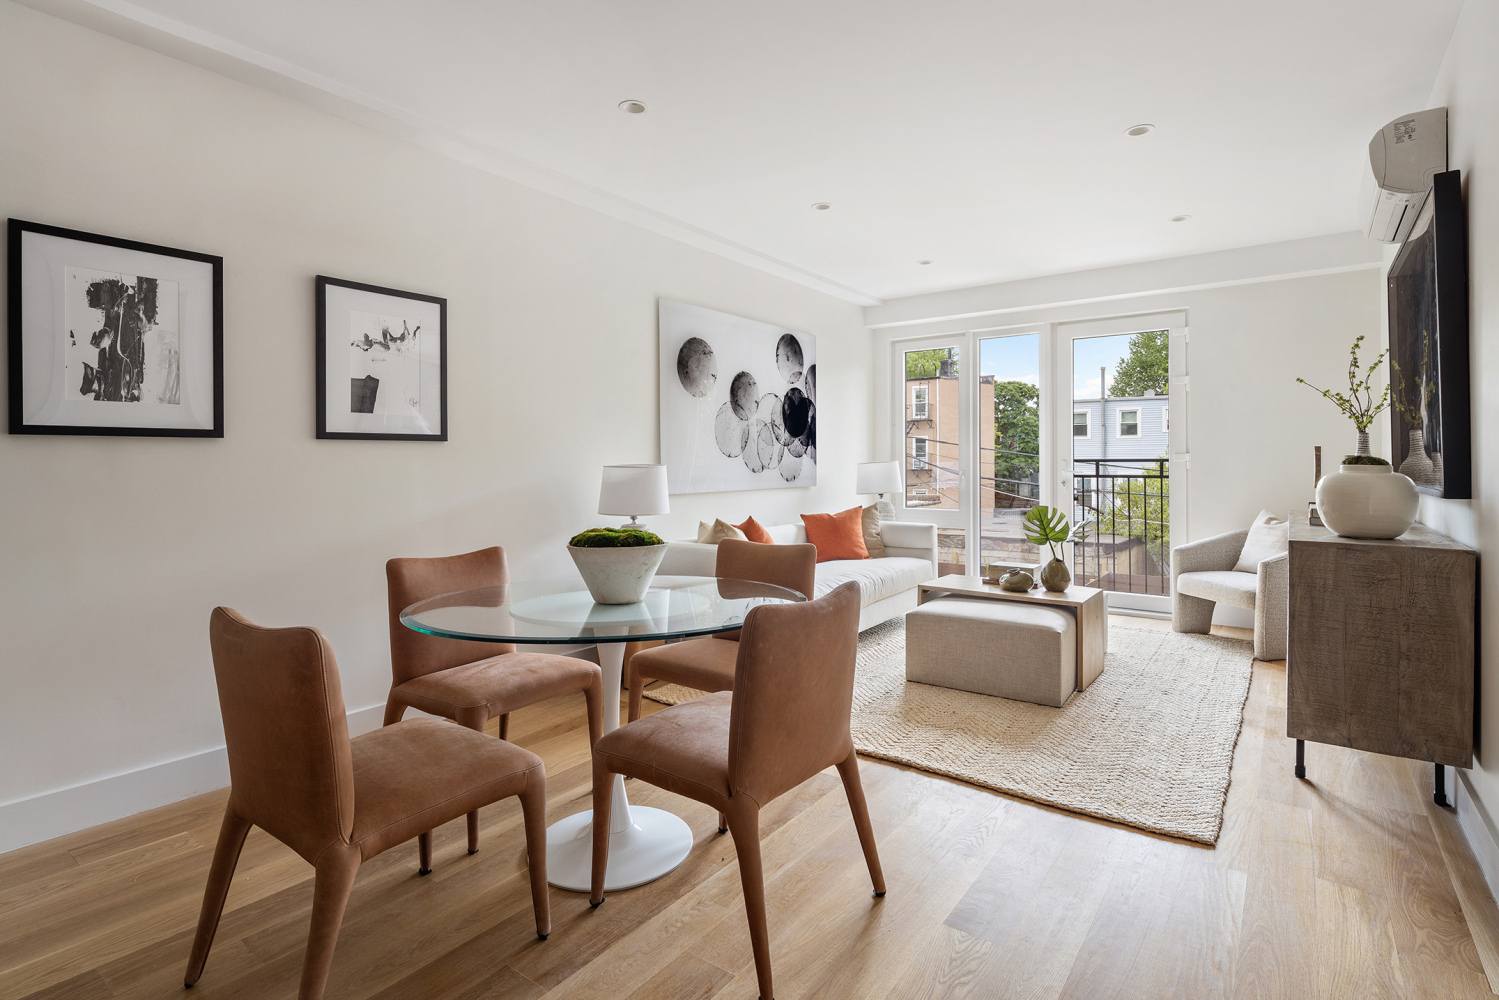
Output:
[1176,570,1257,610]
[1233,510,1290,573]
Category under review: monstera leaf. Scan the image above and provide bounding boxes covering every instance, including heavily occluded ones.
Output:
[1021,505,1087,559]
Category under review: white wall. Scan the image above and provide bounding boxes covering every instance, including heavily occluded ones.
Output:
[868,241,1384,556]
[1407,0,1499,893]
[0,2,872,851]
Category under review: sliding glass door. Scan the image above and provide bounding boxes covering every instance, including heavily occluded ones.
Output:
[897,338,967,572]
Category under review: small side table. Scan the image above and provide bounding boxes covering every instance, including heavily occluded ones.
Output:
[916,576,1107,691]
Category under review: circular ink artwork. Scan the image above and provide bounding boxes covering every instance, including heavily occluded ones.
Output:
[775,334,805,385]
[729,371,759,420]
[714,401,749,458]
[676,337,717,397]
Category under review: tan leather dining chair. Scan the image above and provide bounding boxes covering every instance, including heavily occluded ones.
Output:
[589,582,883,1000]
[187,608,550,1000]
[386,547,603,864]
[626,538,817,722]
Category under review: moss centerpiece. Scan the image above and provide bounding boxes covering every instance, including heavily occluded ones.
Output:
[567,527,668,604]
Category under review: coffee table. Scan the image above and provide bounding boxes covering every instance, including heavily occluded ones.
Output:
[916,576,1107,691]
[401,575,802,892]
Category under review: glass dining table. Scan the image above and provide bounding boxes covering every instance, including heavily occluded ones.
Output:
[401,574,803,892]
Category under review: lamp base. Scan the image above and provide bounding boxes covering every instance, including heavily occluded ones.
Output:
[875,496,897,521]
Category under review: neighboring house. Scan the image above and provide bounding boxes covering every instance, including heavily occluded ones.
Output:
[1071,392,1169,464]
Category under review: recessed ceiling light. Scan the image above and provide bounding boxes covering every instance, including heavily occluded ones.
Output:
[618,100,647,114]
[1125,123,1155,136]
[1171,214,1192,222]
[917,260,932,265]
[811,202,831,211]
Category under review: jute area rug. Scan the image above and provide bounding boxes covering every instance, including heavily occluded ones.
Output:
[643,619,1253,845]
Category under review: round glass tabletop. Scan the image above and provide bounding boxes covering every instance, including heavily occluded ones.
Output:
[400,575,804,645]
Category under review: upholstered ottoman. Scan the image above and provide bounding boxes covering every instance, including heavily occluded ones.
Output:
[904,596,1077,707]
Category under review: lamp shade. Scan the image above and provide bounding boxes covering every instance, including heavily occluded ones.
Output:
[856,461,902,495]
[598,464,670,516]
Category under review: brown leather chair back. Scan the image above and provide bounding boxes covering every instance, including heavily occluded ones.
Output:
[386,547,515,685]
[208,607,354,862]
[715,539,818,643]
[715,538,817,600]
[727,581,862,805]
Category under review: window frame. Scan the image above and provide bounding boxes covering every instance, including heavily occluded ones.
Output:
[911,384,929,420]
[1072,410,1090,438]
[1117,408,1140,438]
[1162,404,1169,433]
[911,434,929,470]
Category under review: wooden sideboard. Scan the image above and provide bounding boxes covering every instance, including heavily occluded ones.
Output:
[1286,510,1475,804]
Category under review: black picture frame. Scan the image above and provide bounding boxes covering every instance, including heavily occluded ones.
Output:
[9,218,223,437]
[1387,169,1470,498]
[315,275,447,441]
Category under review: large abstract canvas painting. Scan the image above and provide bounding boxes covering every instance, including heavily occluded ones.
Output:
[9,219,222,437]
[659,298,816,494]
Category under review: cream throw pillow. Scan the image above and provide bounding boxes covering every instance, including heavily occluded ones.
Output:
[1233,510,1289,573]
[862,505,887,558]
[696,519,748,544]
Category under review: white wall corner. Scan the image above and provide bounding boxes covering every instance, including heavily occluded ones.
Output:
[0,702,389,856]
[1457,771,1499,901]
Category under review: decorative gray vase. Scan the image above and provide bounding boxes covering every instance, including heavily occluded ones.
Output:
[1040,557,1071,593]
[1398,429,1437,487]
[998,569,1033,592]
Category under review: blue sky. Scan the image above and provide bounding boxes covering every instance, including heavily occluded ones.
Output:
[977,332,1136,400]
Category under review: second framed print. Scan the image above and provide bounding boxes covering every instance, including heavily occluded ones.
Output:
[316,276,446,441]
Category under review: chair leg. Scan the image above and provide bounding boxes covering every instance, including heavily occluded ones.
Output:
[1172,592,1215,635]
[298,845,361,1000]
[627,663,646,723]
[455,708,489,855]
[588,755,614,907]
[717,811,728,834]
[183,807,253,986]
[417,832,433,875]
[518,770,551,939]
[836,751,886,896]
[498,712,511,741]
[583,671,605,746]
[726,802,775,1000]
[382,693,406,727]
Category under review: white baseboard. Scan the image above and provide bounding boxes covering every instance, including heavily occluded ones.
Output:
[0,702,390,856]
[1457,770,1499,899]
[0,644,602,857]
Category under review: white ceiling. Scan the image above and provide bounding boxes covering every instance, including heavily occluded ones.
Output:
[29,0,1463,303]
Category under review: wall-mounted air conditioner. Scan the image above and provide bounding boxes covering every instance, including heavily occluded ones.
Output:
[1362,107,1447,243]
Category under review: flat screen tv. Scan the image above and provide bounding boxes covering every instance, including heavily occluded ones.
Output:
[1387,169,1469,498]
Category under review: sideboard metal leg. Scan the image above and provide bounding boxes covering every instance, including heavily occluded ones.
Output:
[1435,764,1451,808]
[1294,739,1306,779]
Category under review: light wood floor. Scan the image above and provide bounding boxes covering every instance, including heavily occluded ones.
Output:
[4,618,1497,1000]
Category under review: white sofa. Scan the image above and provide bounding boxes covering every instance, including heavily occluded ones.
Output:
[659,520,938,631]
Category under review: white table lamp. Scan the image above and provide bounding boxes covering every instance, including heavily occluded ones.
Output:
[857,461,902,520]
[598,464,670,529]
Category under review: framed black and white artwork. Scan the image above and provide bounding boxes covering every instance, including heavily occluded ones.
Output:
[659,298,816,493]
[316,276,446,441]
[8,219,223,437]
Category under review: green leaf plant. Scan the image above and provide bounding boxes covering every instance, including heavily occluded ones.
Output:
[1021,505,1089,562]
[1295,335,1391,440]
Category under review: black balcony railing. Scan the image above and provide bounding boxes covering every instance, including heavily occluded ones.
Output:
[1071,458,1170,595]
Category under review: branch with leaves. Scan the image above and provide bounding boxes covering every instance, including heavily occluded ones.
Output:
[1391,330,1435,428]
[1296,335,1390,432]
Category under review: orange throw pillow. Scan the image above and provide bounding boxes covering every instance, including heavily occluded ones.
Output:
[801,507,870,562]
[736,516,775,545]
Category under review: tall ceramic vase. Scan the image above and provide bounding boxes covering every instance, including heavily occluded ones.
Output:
[1040,556,1071,593]
[1398,429,1437,487]
[1315,464,1418,540]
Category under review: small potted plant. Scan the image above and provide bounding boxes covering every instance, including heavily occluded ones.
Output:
[1021,506,1088,593]
[1297,336,1417,539]
[567,527,668,604]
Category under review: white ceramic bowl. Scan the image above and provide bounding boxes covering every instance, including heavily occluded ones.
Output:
[1315,464,1418,539]
[567,543,667,604]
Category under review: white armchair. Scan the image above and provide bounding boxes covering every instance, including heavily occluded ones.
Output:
[1171,528,1288,661]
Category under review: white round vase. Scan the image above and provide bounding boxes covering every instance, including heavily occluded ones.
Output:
[1315,465,1418,540]
[567,544,667,604]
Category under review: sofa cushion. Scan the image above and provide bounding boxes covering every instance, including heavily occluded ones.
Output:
[814,557,932,605]
[802,507,870,562]
[696,519,747,544]
[1176,570,1257,609]
[1233,509,1289,573]
[736,516,774,544]
[862,505,886,558]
